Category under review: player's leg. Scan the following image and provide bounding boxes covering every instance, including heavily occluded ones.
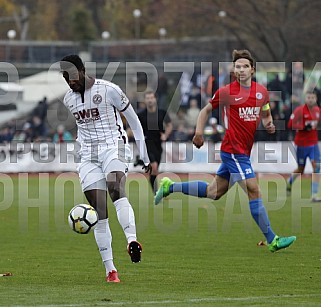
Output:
[147,142,162,192]
[237,161,296,252]
[150,161,159,192]
[242,177,276,244]
[287,146,306,193]
[80,164,119,282]
[219,152,276,243]
[105,160,142,263]
[310,144,321,202]
[154,163,230,205]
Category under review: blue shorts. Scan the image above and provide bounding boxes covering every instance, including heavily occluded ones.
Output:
[216,151,256,185]
[297,144,321,166]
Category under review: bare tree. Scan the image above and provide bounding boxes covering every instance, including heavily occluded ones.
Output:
[12,2,29,40]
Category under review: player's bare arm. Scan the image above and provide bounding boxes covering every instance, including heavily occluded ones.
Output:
[261,108,275,134]
[193,103,213,148]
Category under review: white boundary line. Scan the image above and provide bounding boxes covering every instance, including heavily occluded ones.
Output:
[11,293,321,307]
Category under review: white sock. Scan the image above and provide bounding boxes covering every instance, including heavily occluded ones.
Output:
[94,218,117,273]
[114,197,137,243]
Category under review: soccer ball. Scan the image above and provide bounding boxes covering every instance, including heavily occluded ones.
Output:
[68,204,99,234]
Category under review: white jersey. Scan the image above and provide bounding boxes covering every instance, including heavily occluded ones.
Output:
[63,79,129,147]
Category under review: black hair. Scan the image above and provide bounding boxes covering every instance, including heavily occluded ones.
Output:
[144,89,156,97]
[60,54,85,72]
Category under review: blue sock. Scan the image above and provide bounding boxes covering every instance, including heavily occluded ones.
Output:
[249,199,276,244]
[312,182,319,195]
[169,181,208,198]
[288,176,294,185]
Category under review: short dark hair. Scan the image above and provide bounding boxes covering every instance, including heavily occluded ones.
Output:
[144,89,156,97]
[60,54,85,72]
[232,49,254,67]
[305,90,317,96]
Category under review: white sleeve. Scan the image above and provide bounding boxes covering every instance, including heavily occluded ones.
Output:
[122,105,150,165]
[108,84,129,111]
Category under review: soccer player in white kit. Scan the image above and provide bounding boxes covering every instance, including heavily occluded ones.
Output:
[60,55,151,283]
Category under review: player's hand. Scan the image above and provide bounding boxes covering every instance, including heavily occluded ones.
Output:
[160,133,167,141]
[142,163,152,174]
[192,134,204,148]
[305,123,312,131]
[265,122,275,134]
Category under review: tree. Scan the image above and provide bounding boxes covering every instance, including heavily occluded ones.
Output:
[70,4,97,48]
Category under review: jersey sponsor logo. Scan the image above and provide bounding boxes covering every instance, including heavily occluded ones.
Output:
[239,106,260,121]
[235,97,243,101]
[73,108,101,123]
[256,92,263,99]
[93,94,102,104]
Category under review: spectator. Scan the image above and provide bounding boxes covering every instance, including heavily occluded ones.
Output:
[13,122,33,142]
[179,71,193,109]
[208,117,224,143]
[186,98,200,130]
[172,123,190,141]
[53,125,73,143]
[188,84,202,109]
[267,74,286,102]
[0,127,13,143]
[202,70,218,100]
[285,62,305,104]
[32,96,48,137]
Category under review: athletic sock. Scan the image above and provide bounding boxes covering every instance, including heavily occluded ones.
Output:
[249,199,276,244]
[312,181,319,195]
[150,175,157,192]
[94,218,117,273]
[169,181,208,197]
[288,173,300,186]
[114,197,137,243]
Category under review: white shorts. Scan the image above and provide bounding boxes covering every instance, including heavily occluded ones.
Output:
[77,144,131,192]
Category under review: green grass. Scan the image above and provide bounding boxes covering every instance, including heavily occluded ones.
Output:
[1,174,321,306]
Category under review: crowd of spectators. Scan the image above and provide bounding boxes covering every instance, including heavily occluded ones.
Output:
[0,97,74,144]
[0,64,320,145]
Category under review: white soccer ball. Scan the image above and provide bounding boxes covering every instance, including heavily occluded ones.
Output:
[68,204,99,234]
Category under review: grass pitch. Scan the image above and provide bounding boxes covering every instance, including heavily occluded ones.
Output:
[0,173,321,306]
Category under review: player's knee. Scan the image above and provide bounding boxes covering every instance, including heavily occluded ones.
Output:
[247,187,261,199]
[207,185,224,200]
[107,182,120,201]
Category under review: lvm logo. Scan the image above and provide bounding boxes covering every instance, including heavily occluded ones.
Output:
[239,107,260,121]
